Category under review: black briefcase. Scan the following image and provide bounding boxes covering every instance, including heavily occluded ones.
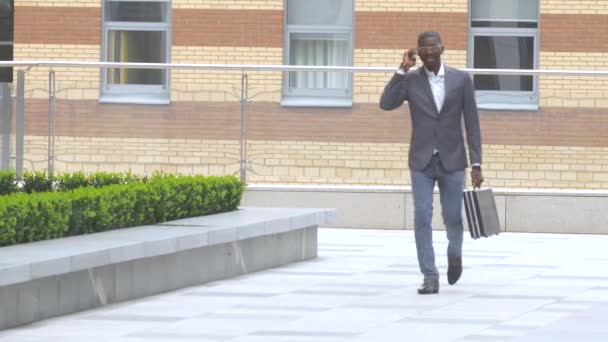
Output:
[463,188,501,239]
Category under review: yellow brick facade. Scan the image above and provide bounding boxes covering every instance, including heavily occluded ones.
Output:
[14,0,468,11]
[171,46,283,102]
[14,44,608,107]
[24,136,241,176]
[540,0,608,14]
[355,0,608,14]
[13,45,286,102]
[539,52,608,108]
[173,48,468,104]
[249,142,608,189]
[13,44,100,99]
[21,136,608,190]
[17,0,282,9]
[173,0,282,10]
[355,0,467,12]
[13,42,608,108]
[15,0,100,7]
[16,0,608,15]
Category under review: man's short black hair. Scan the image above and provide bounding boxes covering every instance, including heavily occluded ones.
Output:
[417,31,442,46]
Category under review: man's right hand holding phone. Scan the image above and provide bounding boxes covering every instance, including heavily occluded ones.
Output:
[400,49,417,73]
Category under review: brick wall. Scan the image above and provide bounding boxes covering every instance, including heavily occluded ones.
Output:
[171,46,283,102]
[16,0,99,7]
[541,0,608,14]
[23,136,241,176]
[22,135,608,189]
[15,6,100,45]
[13,44,100,99]
[173,9,282,48]
[173,0,282,10]
[541,14,608,52]
[355,11,468,50]
[14,3,608,106]
[10,0,608,190]
[16,98,608,189]
[355,0,467,12]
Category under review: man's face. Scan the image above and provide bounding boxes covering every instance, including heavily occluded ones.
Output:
[417,36,443,71]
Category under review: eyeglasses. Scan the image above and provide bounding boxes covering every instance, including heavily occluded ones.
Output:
[417,45,442,54]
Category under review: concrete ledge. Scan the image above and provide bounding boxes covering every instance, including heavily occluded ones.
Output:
[243,185,407,230]
[0,207,336,330]
[243,185,608,234]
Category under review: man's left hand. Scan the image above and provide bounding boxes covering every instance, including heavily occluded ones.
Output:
[471,166,484,188]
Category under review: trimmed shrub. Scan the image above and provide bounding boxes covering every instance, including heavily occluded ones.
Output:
[0,192,71,246]
[0,170,150,196]
[0,175,245,246]
[22,170,54,194]
[55,171,89,192]
[0,169,17,195]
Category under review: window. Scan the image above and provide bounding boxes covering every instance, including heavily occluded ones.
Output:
[101,0,171,104]
[282,0,354,107]
[469,0,539,110]
[0,0,13,83]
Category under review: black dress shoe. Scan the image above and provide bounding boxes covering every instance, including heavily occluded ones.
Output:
[447,255,463,285]
[417,276,439,295]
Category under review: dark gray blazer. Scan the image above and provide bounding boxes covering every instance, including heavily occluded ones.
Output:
[380,65,482,172]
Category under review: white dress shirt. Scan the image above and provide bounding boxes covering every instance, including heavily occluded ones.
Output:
[424,63,445,113]
[396,63,445,113]
[425,64,445,155]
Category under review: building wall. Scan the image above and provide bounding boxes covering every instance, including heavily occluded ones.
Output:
[14,1,608,106]
[11,0,608,189]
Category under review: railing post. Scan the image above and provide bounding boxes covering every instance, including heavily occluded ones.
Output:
[239,72,249,183]
[15,70,24,180]
[48,70,56,177]
[0,83,11,170]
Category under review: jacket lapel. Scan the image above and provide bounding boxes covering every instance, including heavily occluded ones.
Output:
[418,67,439,118]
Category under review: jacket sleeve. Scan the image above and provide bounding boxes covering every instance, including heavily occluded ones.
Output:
[462,73,482,166]
[379,72,409,111]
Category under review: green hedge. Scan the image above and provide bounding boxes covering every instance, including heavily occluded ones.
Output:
[0,175,245,247]
[0,170,147,195]
[0,169,18,195]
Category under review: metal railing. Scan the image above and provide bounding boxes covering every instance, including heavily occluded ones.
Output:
[1,61,608,188]
[3,60,608,75]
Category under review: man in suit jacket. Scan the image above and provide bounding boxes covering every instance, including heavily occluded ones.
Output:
[380,31,484,295]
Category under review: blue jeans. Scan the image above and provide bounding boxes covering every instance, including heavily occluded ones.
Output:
[411,154,465,278]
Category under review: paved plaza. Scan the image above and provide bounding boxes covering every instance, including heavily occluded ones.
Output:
[1,227,608,341]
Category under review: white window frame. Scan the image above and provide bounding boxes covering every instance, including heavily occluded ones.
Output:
[101,0,172,105]
[468,1,540,111]
[282,0,354,107]
[0,0,13,83]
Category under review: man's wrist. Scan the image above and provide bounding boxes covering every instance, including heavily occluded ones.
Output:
[472,164,481,170]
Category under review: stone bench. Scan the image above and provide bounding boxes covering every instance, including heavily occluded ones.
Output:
[0,206,337,330]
